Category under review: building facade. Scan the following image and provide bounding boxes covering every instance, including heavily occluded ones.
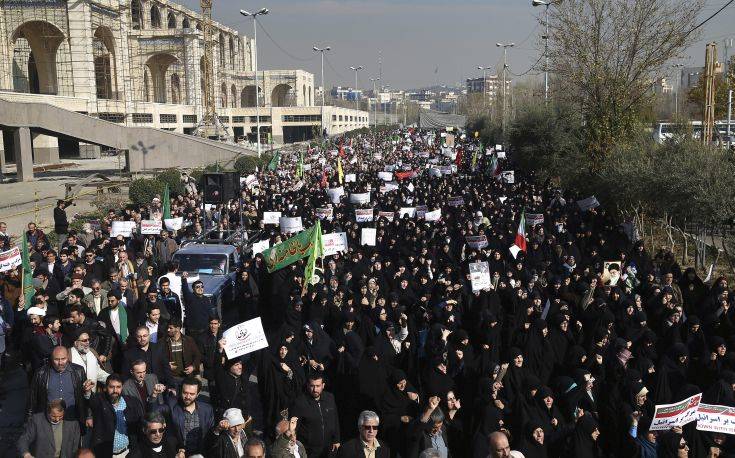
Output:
[466,75,508,105]
[0,0,367,163]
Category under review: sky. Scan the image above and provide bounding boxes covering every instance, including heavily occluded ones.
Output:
[179,0,735,90]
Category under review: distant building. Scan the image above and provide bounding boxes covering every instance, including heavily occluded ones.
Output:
[653,77,673,94]
[331,86,362,101]
[680,63,724,89]
[466,75,509,104]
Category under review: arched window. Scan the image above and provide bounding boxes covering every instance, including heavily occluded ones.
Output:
[131,0,142,30]
[195,22,202,31]
[229,36,235,70]
[182,17,190,29]
[219,33,225,67]
[231,84,237,108]
[171,74,181,104]
[150,5,161,29]
[167,12,176,29]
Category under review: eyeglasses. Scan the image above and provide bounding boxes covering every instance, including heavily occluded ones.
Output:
[77,338,90,342]
[194,285,204,289]
[148,428,165,434]
[361,425,379,431]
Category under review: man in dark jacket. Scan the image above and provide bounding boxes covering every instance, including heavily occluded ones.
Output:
[54,199,70,250]
[407,396,451,458]
[337,410,391,458]
[88,374,145,457]
[163,318,202,387]
[123,325,173,387]
[30,345,94,423]
[197,314,222,389]
[181,272,215,339]
[289,373,341,458]
[17,399,81,458]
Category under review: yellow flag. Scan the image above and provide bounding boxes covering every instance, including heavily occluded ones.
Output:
[337,156,344,184]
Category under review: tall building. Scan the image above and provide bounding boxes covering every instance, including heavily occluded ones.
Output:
[0,0,368,163]
[466,75,509,104]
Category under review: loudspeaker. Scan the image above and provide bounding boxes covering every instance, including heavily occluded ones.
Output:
[202,173,224,204]
[222,171,241,201]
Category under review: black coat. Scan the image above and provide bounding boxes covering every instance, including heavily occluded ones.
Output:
[123,342,174,386]
[54,206,69,235]
[336,438,391,458]
[290,391,341,458]
[89,393,144,458]
[29,362,88,422]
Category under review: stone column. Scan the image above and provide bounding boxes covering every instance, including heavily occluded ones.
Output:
[13,127,34,182]
[67,1,97,101]
[31,132,60,164]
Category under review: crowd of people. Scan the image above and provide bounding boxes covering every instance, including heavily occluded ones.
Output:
[0,126,729,458]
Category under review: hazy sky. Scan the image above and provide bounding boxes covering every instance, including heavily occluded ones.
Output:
[180,0,735,90]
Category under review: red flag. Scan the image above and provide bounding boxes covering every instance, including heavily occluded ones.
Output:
[455,148,463,167]
[339,146,346,158]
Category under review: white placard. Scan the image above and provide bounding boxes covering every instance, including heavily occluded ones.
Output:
[0,247,22,273]
[424,209,441,222]
[399,207,416,218]
[222,318,269,359]
[495,144,502,150]
[111,221,137,238]
[497,151,506,159]
[378,171,393,181]
[279,217,303,234]
[327,187,345,204]
[469,261,491,291]
[378,211,395,222]
[316,207,334,221]
[252,239,270,255]
[345,173,357,183]
[349,192,371,205]
[577,196,601,212]
[263,211,282,225]
[650,393,702,431]
[509,244,522,259]
[380,183,399,194]
[323,232,348,257]
[501,171,515,184]
[361,228,377,246]
[355,209,374,222]
[407,183,415,193]
[164,217,184,232]
[526,213,544,227]
[141,220,163,235]
[696,403,735,435]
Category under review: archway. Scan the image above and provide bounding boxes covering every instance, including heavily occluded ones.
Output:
[93,26,117,100]
[171,74,181,104]
[150,5,162,28]
[182,17,190,29]
[167,12,176,29]
[271,83,294,107]
[220,82,228,108]
[231,84,237,108]
[241,85,259,107]
[131,0,143,30]
[219,33,225,67]
[145,53,179,103]
[11,21,70,95]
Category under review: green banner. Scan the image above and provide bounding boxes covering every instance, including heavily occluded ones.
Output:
[263,223,318,273]
[21,232,34,308]
[267,150,281,171]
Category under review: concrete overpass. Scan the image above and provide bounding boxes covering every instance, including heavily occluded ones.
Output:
[0,96,257,181]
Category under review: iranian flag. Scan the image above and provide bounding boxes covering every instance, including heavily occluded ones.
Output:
[489,153,501,179]
[514,210,527,252]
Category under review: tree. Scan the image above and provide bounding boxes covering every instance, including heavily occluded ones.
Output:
[547,0,704,160]
[686,60,735,120]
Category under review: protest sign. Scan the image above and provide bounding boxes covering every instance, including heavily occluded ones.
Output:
[577,196,601,212]
[378,211,395,222]
[355,208,374,222]
[438,165,453,175]
[469,261,491,291]
[111,221,137,237]
[380,182,399,194]
[361,228,377,246]
[448,197,465,207]
[140,220,162,235]
[497,152,506,159]
[416,205,428,218]
[316,207,333,221]
[424,209,441,222]
[327,187,345,204]
[501,171,515,184]
[252,239,270,255]
[696,403,735,435]
[495,144,503,150]
[428,168,442,178]
[222,318,269,360]
[323,232,348,257]
[466,235,488,249]
[399,207,416,219]
[164,217,184,232]
[526,213,544,227]
[279,217,303,234]
[345,173,357,183]
[378,171,393,181]
[263,211,282,225]
[0,247,22,272]
[384,165,396,172]
[349,192,371,205]
[650,393,702,431]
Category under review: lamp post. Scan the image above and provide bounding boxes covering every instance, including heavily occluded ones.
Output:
[383,84,390,125]
[532,0,559,102]
[313,46,330,138]
[370,77,380,128]
[240,7,269,157]
[477,65,492,108]
[349,65,364,110]
[496,42,514,134]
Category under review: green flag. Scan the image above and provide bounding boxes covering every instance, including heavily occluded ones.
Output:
[262,222,320,273]
[472,142,481,170]
[303,220,324,292]
[267,150,281,171]
[21,232,34,309]
[163,184,171,220]
[296,152,304,178]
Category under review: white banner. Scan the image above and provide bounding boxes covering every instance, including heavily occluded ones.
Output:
[140,220,163,235]
[279,217,303,234]
[424,209,441,222]
[164,217,184,232]
[316,207,333,221]
[252,240,270,255]
[497,151,506,159]
[349,192,371,205]
[501,171,515,184]
[378,211,395,222]
[526,213,544,227]
[0,247,22,273]
[577,196,601,212]
[399,207,416,219]
[327,187,345,204]
[469,261,491,291]
[378,171,393,181]
[650,393,702,431]
[263,211,282,225]
[355,208,374,222]
[323,232,348,257]
[696,403,735,435]
[111,221,137,238]
[345,173,357,183]
[361,228,377,246]
[222,318,269,360]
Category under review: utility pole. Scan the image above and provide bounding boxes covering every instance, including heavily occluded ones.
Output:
[313,46,331,138]
[703,42,717,144]
[240,8,269,157]
[349,66,364,110]
[370,77,380,128]
[497,42,514,135]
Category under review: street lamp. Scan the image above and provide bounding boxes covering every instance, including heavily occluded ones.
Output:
[312,46,331,107]
[383,84,391,125]
[370,77,380,128]
[532,0,560,102]
[349,65,364,110]
[477,65,492,107]
[240,7,269,157]
[497,42,514,134]
[671,63,686,117]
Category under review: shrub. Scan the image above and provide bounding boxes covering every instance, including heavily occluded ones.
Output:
[234,156,260,175]
[156,168,185,196]
[129,177,164,205]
